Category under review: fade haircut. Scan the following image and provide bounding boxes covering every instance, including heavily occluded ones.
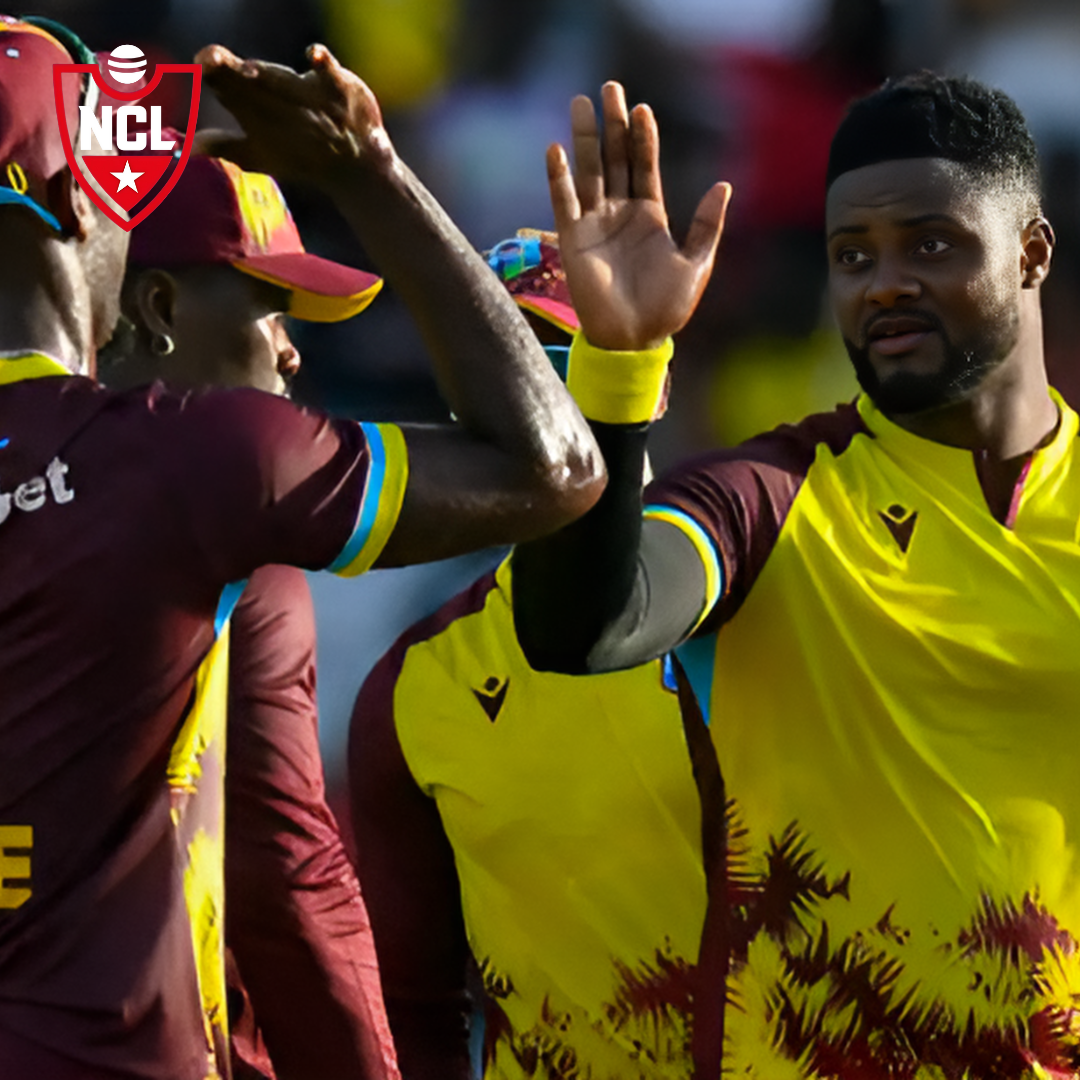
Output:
[826,71,1042,221]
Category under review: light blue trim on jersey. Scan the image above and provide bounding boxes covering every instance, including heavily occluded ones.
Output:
[328,420,389,574]
[543,344,570,383]
[214,579,248,637]
[661,652,678,692]
[642,503,724,624]
[674,632,717,728]
[0,188,62,231]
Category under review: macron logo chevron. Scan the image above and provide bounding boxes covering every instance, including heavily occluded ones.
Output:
[473,676,509,722]
[878,503,918,553]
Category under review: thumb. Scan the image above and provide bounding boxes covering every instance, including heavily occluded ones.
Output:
[682,181,731,268]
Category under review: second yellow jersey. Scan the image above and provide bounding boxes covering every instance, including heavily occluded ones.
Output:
[654,391,1080,1077]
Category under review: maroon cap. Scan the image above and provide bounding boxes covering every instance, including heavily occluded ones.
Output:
[129,153,382,322]
[0,17,81,231]
[485,228,579,334]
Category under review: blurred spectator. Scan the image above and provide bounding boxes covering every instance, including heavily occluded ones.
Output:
[322,0,460,112]
[403,1,609,245]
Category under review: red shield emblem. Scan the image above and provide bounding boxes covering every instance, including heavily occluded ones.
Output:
[53,49,201,232]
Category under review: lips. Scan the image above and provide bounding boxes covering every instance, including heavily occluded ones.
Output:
[866,316,937,357]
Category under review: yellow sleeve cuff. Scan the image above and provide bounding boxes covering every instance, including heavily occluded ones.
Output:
[566,331,673,425]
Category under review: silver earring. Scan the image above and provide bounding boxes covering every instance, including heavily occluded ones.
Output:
[151,332,175,356]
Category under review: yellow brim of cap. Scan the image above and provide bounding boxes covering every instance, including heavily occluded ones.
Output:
[233,263,385,323]
[515,295,579,335]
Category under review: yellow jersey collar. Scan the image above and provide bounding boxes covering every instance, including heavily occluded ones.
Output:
[856,388,1076,482]
[0,351,75,386]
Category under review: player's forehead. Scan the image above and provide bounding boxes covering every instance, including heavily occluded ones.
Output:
[825,157,992,238]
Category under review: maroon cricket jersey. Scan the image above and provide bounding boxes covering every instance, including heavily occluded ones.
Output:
[226,564,399,1080]
[0,359,379,1079]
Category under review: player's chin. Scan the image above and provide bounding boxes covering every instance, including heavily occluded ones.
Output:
[849,343,958,415]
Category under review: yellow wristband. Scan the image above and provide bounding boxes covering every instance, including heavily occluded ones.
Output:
[566,331,674,425]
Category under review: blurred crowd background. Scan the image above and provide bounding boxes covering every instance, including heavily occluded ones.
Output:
[29,0,1080,795]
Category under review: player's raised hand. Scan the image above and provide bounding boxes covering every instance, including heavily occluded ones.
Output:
[549,81,731,351]
[195,42,394,191]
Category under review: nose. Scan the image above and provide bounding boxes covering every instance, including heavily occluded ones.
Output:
[864,254,920,307]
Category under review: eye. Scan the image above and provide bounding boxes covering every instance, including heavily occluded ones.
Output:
[835,248,870,268]
[916,237,952,255]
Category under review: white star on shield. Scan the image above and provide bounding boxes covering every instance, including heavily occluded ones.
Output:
[110,160,144,193]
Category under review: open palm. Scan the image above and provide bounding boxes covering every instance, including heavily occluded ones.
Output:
[549,82,731,351]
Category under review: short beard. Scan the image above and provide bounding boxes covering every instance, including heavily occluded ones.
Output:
[845,307,1019,417]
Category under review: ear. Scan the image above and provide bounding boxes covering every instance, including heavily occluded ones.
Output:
[1021,217,1054,289]
[130,268,180,339]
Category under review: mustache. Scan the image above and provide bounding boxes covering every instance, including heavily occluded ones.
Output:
[860,309,946,347]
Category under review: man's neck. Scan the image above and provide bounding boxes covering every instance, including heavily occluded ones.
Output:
[884,328,1058,524]
[886,312,1056,463]
[0,224,91,376]
[0,298,87,375]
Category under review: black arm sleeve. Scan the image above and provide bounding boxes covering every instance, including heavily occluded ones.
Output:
[512,421,708,674]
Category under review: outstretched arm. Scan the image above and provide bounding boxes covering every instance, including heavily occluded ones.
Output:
[197,44,604,565]
[514,83,731,673]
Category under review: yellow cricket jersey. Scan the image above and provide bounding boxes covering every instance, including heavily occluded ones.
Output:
[365,559,708,1079]
[650,390,1080,1077]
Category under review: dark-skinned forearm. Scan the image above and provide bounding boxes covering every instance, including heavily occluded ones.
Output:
[328,154,601,499]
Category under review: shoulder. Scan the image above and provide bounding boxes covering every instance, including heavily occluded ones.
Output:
[362,568,503,696]
[354,567,504,743]
[644,402,869,629]
[101,381,361,451]
[241,564,313,608]
[233,565,315,635]
[655,401,866,495]
[647,400,866,518]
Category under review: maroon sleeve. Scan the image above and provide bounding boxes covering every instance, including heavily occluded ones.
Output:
[142,385,371,583]
[225,564,400,1080]
[645,403,865,631]
[349,581,498,1080]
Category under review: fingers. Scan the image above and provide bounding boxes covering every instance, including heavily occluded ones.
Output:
[194,43,241,72]
[601,82,630,201]
[198,42,331,112]
[569,83,662,210]
[547,143,580,231]
[306,42,360,109]
[569,94,602,213]
[682,181,732,268]
[629,103,662,205]
[307,42,383,131]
